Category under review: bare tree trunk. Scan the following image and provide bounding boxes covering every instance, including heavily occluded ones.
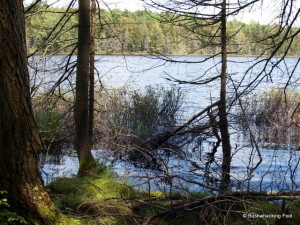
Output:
[89,0,96,148]
[75,0,96,174]
[0,0,60,223]
[219,0,231,191]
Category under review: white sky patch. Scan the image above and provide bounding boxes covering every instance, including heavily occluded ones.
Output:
[106,0,143,11]
[24,0,73,7]
[232,0,300,25]
[24,0,144,10]
[231,0,274,24]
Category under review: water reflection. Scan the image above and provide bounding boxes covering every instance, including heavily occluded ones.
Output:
[40,136,300,193]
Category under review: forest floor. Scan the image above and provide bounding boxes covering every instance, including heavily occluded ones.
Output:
[45,165,300,225]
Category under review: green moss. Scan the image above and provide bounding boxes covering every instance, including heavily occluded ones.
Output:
[48,169,300,225]
[185,191,210,200]
[147,190,166,198]
[47,167,137,224]
[78,155,97,175]
[55,217,83,225]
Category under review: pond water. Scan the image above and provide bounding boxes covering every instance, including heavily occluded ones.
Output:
[32,55,300,193]
[41,146,300,193]
[30,55,300,113]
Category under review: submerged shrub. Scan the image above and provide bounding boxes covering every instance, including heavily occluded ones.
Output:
[94,85,184,166]
[128,86,182,139]
[35,110,62,140]
[31,85,183,153]
[32,92,74,151]
[236,87,300,149]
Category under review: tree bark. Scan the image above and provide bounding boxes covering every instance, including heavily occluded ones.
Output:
[0,0,60,223]
[89,0,96,148]
[75,0,96,174]
[219,0,231,191]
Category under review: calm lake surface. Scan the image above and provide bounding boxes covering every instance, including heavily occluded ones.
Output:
[33,55,300,192]
[31,55,300,113]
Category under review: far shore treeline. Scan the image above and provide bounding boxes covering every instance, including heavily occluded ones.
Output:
[25,5,300,56]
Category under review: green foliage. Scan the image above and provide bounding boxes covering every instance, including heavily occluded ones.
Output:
[26,4,77,54]
[0,191,28,225]
[26,7,300,56]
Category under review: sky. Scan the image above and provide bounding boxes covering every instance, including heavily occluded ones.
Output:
[24,0,143,10]
[24,0,300,25]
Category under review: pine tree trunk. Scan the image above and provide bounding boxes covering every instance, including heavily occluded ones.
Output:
[0,0,60,223]
[219,0,231,191]
[89,0,96,148]
[75,0,96,174]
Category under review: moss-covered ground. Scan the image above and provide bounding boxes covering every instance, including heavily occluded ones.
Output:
[44,166,300,225]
